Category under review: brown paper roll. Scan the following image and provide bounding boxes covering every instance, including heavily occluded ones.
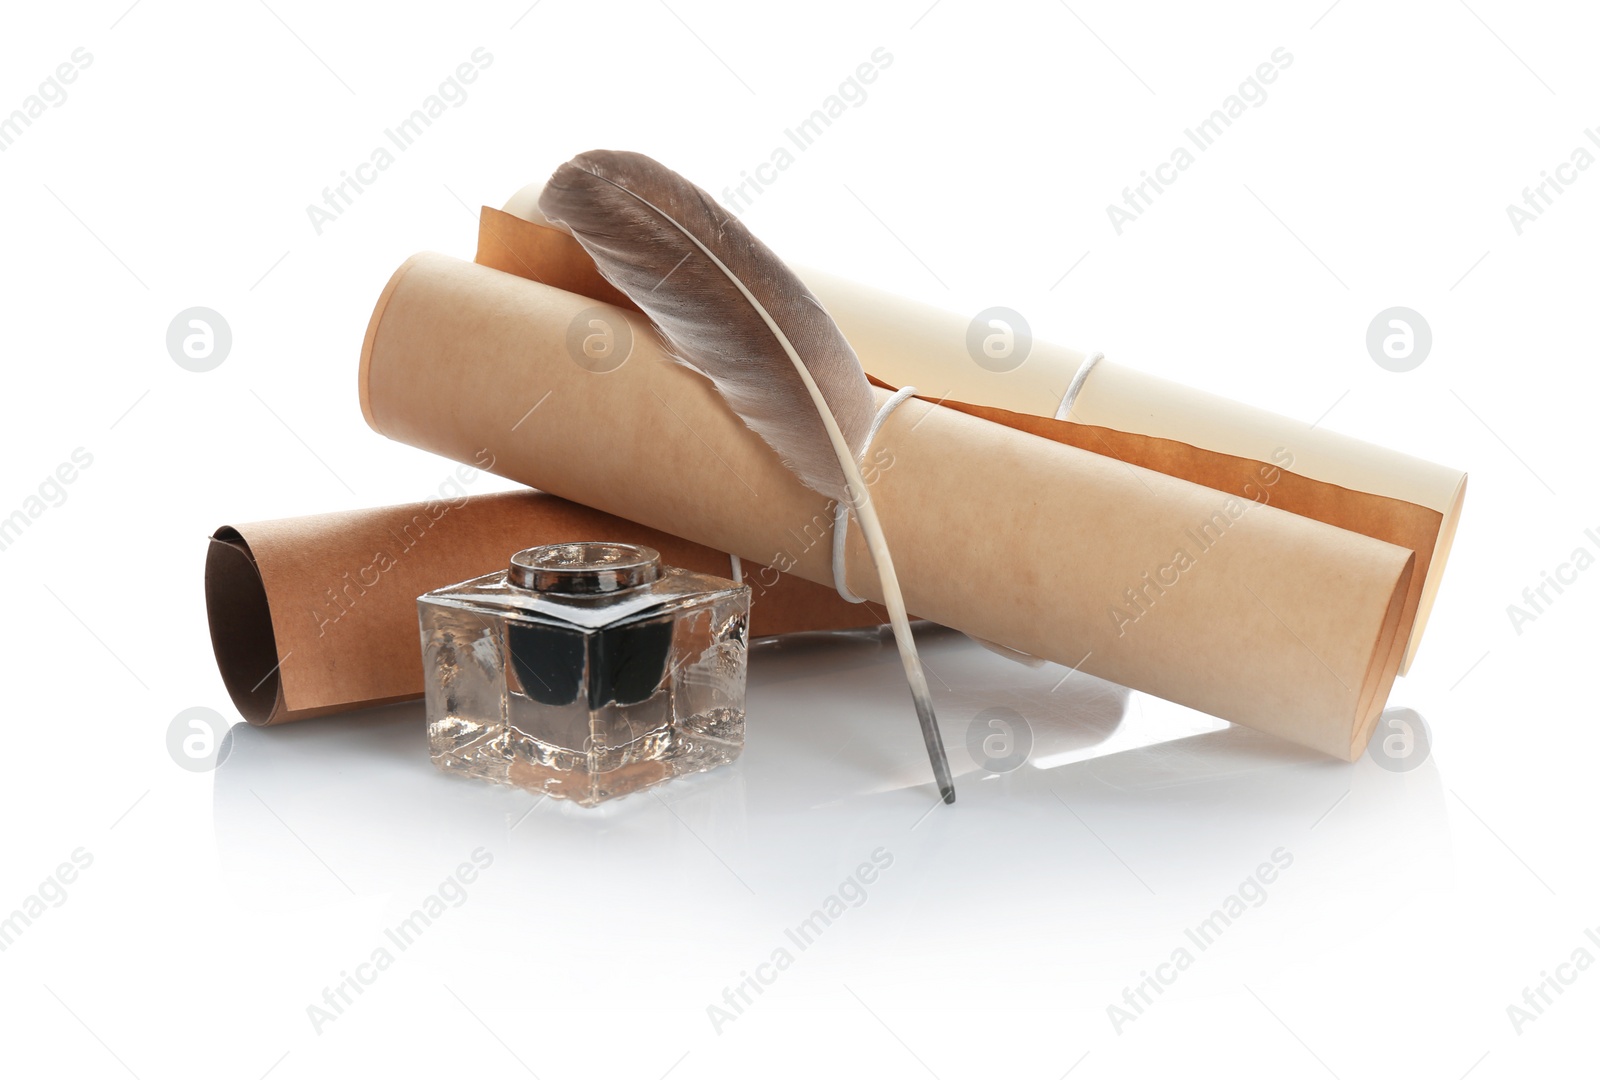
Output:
[359,254,1416,760]
[478,203,1463,675]
[206,489,875,726]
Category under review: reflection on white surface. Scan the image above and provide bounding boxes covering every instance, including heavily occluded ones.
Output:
[213,625,1129,900]
[214,623,1448,916]
[201,623,1455,1079]
[210,620,1451,1068]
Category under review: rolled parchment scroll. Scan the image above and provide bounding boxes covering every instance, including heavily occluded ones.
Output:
[206,490,876,726]
[359,249,1418,760]
[492,189,1465,674]
[799,279,1463,675]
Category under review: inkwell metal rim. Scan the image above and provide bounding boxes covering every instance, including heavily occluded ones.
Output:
[509,542,661,595]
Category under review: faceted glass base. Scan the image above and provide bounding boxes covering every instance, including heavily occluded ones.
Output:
[431,706,744,807]
[420,563,748,807]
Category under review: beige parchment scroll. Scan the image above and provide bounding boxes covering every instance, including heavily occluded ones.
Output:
[359,252,1416,760]
[802,272,1465,676]
[206,490,878,726]
[492,189,1465,674]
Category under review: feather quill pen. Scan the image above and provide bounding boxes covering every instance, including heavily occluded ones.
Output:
[539,149,955,803]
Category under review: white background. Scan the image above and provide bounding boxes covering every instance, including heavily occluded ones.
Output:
[2,0,1596,1076]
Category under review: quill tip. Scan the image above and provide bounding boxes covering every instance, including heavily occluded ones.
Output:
[909,686,955,805]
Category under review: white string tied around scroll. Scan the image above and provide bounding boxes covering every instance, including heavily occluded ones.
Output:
[830,384,921,603]
[730,353,1103,601]
[724,383,919,593]
[1053,351,1103,422]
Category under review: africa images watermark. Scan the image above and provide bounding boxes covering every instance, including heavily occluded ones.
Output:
[1107,846,1295,1034]
[720,46,894,216]
[1505,128,1600,235]
[1106,47,1293,235]
[1107,447,1294,637]
[0,447,95,555]
[0,848,94,953]
[0,47,93,153]
[1505,922,1600,1035]
[706,847,894,1033]
[306,47,494,235]
[1504,524,1600,636]
[745,444,895,602]
[306,847,494,1034]
[310,449,496,636]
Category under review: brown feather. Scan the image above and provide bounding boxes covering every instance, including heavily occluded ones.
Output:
[538,149,875,503]
[538,149,955,803]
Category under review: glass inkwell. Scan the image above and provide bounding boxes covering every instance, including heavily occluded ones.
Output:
[418,543,750,806]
